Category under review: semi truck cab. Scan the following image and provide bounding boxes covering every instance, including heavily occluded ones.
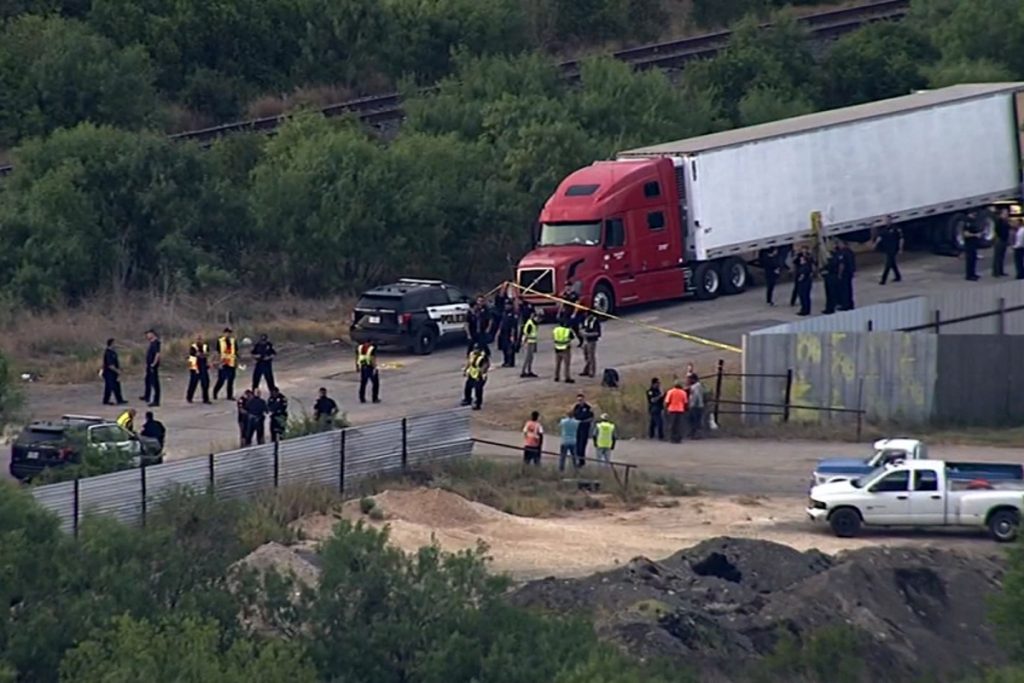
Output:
[517,158,685,315]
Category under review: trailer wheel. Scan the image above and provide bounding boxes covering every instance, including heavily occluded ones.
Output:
[988,509,1019,543]
[720,257,748,295]
[828,507,862,538]
[693,262,720,300]
[592,283,615,315]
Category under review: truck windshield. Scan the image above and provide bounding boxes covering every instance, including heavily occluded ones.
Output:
[852,467,885,488]
[539,222,601,247]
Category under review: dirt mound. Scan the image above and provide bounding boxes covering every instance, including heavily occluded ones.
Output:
[232,541,322,588]
[512,537,1007,682]
[370,488,506,528]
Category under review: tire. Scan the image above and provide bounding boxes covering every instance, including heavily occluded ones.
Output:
[592,282,615,315]
[693,262,721,301]
[413,325,438,355]
[720,257,748,295]
[988,509,1019,543]
[946,212,967,251]
[829,507,862,538]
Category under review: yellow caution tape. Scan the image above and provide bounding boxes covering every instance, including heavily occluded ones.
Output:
[378,361,404,370]
[506,280,742,354]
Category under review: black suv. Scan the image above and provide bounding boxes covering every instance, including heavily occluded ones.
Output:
[350,279,471,355]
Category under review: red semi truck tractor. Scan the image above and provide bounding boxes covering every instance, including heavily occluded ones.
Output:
[515,82,1024,314]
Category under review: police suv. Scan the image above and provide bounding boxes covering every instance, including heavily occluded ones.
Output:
[350,279,471,355]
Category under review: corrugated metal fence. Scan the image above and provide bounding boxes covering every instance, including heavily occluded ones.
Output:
[31,409,473,534]
[750,279,1024,335]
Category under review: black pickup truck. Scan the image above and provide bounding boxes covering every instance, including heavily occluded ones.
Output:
[9,414,163,482]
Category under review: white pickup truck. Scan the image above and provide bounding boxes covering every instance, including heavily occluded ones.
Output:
[807,459,1024,542]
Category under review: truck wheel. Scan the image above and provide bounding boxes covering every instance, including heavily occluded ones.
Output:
[988,509,1019,542]
[720,257,748,295]
[829,507,862,538]
[413,326,438,355]
[592,283,615,315]
[693,262,721,301]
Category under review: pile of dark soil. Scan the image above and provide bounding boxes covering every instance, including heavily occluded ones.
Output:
[511,538,1007,682]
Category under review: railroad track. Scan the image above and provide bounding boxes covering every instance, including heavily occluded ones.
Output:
[0,0,908,178]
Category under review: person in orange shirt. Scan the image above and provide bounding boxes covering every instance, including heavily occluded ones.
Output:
[664,380,689,444]
[522,410,544,465]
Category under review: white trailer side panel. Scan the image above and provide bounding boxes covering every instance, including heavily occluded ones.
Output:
[688,94,1020,261]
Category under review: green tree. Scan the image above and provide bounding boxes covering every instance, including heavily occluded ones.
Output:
[0,352,20,430]
[737,85,815,126]
[925,58,1016,88]
[0,15,158,147]
[818,22,937,109]
[59,614,316,683]
[925,0,1024,77]
[991,541,1024,661]
[0,124,242,306]
[686,13,816,125]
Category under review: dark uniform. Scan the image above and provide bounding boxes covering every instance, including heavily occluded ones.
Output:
[821,248,840,315]
[237,391,252,446]
[186,340,211,404]
[356,342,380,403]
[580,313,602,377]
[878,224,903,285]
[837,244,856,310]
[993,213,1010,277]
[246,392,267,445]
[964,215,982,281]
[646,381,665,440]
[142,332,161,407]
[101,343,126,405]
[572,399,594,467]
[268,389,288,442]
[762,248,780,306]
[466,302,492,356]
[796,255,814,316]
[251,335,277,391]
[497,306,520,368]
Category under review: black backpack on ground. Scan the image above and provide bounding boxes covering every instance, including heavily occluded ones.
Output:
[601,368,619,388]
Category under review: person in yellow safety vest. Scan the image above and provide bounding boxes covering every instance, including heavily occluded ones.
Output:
[552,321,576,384]
[116,407,137,435]
[186,335,212,404]
[356,341,380,404]
[213,327,237,401]
[519,310,540,379]
[592,413,616,467]
[461,343,490,410]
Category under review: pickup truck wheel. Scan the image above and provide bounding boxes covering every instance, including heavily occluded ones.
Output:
[413,326,439,355]
[693,262,721,301]
[720,257,748,295]
[829,507,861,538]
[988,509,1019,543]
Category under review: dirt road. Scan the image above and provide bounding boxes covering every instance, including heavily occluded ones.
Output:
[23,251,975,459]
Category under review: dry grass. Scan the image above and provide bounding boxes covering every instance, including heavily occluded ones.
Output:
[352,457,698,518]
[162,103,215,134]
[244,83,368,120]
[0,292,352,383]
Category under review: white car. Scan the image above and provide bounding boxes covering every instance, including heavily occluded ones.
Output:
[807,459,1024,542]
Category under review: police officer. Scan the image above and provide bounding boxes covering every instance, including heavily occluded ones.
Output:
[101,338,127,405]
[251,334,277,391]
[141,329,161,407]
[821,244,840,315]
[761,247,780,306]
[520,310,540,378]
[466,296,492,356]
[796,251,814,316]
[580,310,602,377]
[213,327,237,400]
[186,335,211,404]
[496,301,520,368]
[461,343,490,410]
[837,242,856,310]
[790,246,810,307]
[268,387,289,442]
[876,217,903,285]
[552,319,576,383]
[356,340,380,404]
[246,388,267,445]
[964,212,983,281]
[237,389,253,446]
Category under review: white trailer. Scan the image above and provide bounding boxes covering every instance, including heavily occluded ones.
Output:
[620,82,1024,263]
